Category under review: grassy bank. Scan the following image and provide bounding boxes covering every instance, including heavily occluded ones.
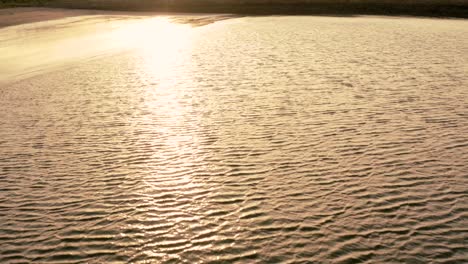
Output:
[1,0,467,18]
[51,0,468,18]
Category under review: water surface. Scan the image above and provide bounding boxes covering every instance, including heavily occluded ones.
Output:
[0,15,467,263]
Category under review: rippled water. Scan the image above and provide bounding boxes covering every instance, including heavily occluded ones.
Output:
[1,15,468,263]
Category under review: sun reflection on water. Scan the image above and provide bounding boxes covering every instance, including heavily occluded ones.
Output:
[114,17,194,81]
[116,18,208,253]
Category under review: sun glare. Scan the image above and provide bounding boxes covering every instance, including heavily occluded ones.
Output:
[114,17,193,80]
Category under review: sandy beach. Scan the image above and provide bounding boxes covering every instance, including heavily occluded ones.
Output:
[0,7,238,28]
[0,8,102,28]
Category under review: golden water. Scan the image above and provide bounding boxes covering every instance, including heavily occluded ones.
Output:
[0,15,467,263]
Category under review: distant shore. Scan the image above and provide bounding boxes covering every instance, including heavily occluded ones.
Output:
[1,0,468,18]
[53,0,468,18]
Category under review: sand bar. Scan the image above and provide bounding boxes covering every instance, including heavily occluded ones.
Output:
[0,7,239,28]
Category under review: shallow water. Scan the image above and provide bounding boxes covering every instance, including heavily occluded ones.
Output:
[1,15,467,263]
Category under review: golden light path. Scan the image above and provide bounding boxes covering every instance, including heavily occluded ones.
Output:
[114,18,218,261]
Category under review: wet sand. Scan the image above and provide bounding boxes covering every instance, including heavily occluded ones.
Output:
[0,8,100,28]
[0,7,238,28]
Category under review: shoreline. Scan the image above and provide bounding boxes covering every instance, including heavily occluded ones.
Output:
[0,7,240,28]
[0,8,110,28]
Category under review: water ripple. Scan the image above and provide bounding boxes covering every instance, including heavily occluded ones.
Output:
[1,15,467,263]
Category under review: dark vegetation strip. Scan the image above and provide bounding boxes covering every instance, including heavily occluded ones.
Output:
[1,0,467,18]
[0,0,49,8]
